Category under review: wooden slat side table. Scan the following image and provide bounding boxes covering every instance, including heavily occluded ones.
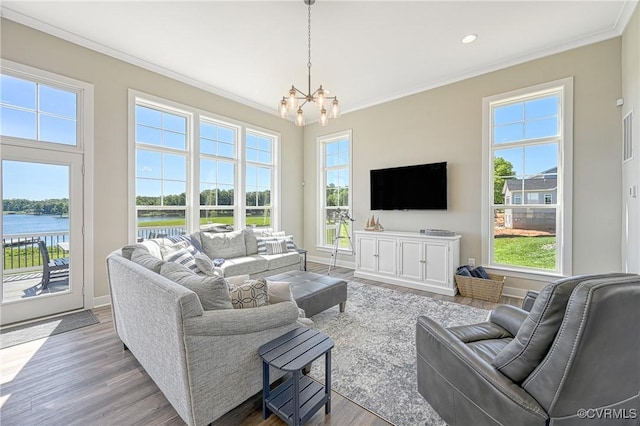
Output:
[258,328,334,426]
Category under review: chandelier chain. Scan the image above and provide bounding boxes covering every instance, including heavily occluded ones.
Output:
[307,3,312,69]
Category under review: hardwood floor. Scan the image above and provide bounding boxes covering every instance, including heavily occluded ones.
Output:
[0,262,520,426]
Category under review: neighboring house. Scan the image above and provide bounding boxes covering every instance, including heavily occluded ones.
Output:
[502,168,557,231]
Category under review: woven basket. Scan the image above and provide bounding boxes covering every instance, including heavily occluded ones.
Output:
[454,273,505,303]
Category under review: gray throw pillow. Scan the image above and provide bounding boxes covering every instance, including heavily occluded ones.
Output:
[194,253,216,275]
[130,248,165,274]
[160,262,233,310]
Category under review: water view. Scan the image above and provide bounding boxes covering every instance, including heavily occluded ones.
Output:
[3,214,69,235]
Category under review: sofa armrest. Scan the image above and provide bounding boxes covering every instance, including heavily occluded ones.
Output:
[183,301,300,336]
[416,316,548,425]
[489,305,529,336]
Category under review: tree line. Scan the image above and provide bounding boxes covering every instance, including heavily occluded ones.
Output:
[136,189,271,207]
[3,198,69,216]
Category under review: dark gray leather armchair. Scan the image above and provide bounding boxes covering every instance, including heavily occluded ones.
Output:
[416,273,640,426]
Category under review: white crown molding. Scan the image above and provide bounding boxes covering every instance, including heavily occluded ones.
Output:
[0,6,287,120]
[2,1,636,124]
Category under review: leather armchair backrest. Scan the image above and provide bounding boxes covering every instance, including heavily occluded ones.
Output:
[522,275,640,417]
[492,273,630,383]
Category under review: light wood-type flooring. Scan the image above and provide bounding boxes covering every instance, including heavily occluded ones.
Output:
[0,262,520,426]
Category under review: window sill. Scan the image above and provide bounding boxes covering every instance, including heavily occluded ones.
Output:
[485,265,566,283]
[316,246,354,254]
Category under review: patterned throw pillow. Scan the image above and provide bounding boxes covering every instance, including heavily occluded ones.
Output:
[257,236,298,254]
[266,240,288,255]
[229,278,269,309]
[165,247,199,273]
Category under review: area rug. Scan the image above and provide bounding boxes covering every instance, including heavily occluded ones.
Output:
[1,310,100,349]
[309,281,490,425]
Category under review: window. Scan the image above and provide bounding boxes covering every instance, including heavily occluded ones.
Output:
[1,74,78,146]
[544,194,553,205]
[482,78,572,276]
[135,103,189,239]
[245,131,274,228]
[318,130,352,250]
[130,91,280,240]
[199,119,237,228]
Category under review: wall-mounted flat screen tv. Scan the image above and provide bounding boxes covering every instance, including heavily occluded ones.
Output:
[370,162,447,210]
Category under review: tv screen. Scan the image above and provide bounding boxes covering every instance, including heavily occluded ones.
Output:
[370,162,447,210]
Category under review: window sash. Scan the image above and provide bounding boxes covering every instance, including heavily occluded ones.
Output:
[482,78,572,277]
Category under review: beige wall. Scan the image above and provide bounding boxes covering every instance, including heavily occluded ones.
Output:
[0,19,304,301]
[304,38,623,292]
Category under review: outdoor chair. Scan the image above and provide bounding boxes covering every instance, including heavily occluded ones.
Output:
[38,240,69,289]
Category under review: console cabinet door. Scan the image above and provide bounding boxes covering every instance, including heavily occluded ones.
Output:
[399,240,423,280]
[357,235,377,273]
[376,238,397,276]
[425,242,448,286]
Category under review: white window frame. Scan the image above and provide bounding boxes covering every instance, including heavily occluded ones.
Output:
[244,128,279,230]
[128,90,280,241]
[481,78,573,279]
[317,129,353,251]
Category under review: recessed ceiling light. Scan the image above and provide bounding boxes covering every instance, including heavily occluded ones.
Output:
[461,34,478,44]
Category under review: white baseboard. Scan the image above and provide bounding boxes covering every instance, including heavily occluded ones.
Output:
[93,295,111,308]
[501,286,526,299]
[307,255,355,270]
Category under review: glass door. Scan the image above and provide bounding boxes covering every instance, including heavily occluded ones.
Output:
[1,145,84,325]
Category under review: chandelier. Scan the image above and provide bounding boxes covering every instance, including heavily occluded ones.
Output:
[278,0,340,126]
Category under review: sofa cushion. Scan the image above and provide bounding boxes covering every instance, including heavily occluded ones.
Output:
[492,273,630,383]
[263,252,301,270]
[229,278,269,309]
[266,280,295,304]
[160,262,233,310]
[200,229,246,259]
[166,234,204,253]
[218,255,268,277]
[131,248,166,273]
[244,229,259,255]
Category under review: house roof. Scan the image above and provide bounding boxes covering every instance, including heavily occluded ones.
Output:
[504,178,557,193]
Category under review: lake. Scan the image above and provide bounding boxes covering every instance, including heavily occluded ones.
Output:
[3,214,69,235]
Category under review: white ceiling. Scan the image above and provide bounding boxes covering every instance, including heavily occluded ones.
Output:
[2,1,638,123]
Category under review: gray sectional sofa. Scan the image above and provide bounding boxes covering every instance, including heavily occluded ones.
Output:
[106,228,306,425]
[134,228,302,278]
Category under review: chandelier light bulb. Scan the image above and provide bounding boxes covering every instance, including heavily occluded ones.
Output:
[295,108,305,126]
[316,85,326,109]
[330,98,340,118]
[319,108,328,126]
[288,87,298,110]
[279,97,289,118]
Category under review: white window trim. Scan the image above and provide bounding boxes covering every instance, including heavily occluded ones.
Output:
[316,129,353,252]
[481,77,573,279]
[128,89,280,242]
[1,59,95,308]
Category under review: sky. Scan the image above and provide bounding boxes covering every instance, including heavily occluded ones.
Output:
[2,161,69,200]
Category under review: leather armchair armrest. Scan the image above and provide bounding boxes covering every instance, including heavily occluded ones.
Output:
[183,301,300,336]
[489,305,529,336]
[416,316,548,425]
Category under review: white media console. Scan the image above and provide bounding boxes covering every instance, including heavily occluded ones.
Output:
[354,230,461,296]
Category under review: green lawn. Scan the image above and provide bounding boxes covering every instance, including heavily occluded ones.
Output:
[494,236,556,270]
